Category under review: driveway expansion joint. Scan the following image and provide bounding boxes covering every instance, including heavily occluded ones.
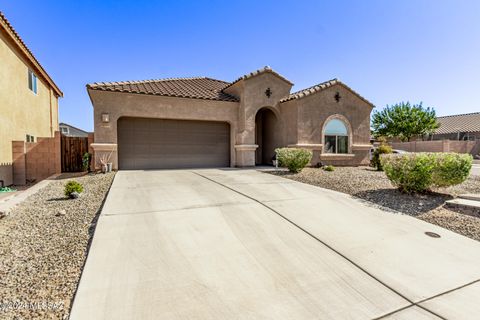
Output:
[373,304,444,320]
[415,278,480,305]
[101,200,252,217]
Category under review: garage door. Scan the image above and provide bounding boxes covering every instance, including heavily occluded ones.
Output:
[117,117,230,170]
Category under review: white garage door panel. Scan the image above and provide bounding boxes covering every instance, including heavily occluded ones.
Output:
[118,118,230,170]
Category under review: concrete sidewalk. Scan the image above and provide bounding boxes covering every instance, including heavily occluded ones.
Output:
[70,169,480,319]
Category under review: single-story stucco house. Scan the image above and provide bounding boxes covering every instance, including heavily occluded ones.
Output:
[87,67,373,170]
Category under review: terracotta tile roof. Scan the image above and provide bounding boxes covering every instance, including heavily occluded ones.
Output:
[223,66,293,90]
[0,11,62,97]
[280,78,374,106]
[435,112,480,134]
[87,77,239,102]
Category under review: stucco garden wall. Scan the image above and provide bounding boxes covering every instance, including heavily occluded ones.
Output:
[12,131,61,185]
[391,140,478,155]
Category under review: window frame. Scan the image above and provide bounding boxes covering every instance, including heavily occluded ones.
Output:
[322,116,351,154]
[324,134,349,154]
[28,69,38,94]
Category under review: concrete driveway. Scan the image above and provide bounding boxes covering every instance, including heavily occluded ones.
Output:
[70,169,480,319]
[471,164,480,176]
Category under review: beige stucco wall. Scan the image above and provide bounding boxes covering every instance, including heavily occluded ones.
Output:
[0,29,59,186]
[91,73,373,169]
[90,90,240,169]
[224,72,292,165]
[281,84,373,166]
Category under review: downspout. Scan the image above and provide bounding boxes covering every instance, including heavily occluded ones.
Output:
[49,88,53,136]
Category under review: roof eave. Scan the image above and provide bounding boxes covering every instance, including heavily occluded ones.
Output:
[0,12,63,97]
[86,85,239,103]
[280,80,375,108]
[222,66,293,91]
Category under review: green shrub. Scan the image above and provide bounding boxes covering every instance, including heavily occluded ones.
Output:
[431,153,472,187]
[64,180,84,198]
[323,165,335,171]
[82,152,91,172]
[382,153,434,193]
[275,148,312,173]
[371,144,393,171]
[381,153,472,193]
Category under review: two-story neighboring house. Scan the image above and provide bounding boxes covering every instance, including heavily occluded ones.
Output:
[59,122,89,138]
[0,12,62,186]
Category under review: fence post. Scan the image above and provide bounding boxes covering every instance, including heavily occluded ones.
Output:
[54,131,62,174]
[442,140,450,152]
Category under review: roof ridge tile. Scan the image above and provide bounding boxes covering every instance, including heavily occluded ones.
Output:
[222,66,293,90]
[280,78,373,106]
[87,77,239,102]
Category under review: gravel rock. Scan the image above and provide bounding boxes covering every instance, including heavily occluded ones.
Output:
[55,210,66,217]
[271,167,480,240]
[69,191,80,199]
[0,172,115,319]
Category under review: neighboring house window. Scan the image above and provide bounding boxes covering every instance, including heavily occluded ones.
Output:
[324,119,349,154]
[26,134,35,142]
[60,127,69,134]
[28,69,38,94]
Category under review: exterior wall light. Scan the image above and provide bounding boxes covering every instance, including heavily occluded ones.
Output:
[101,113,110,123]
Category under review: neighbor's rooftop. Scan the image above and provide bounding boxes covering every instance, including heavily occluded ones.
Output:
[436,112,480,134]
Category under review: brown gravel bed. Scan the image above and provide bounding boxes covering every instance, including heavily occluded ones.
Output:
[271,167,480,241]
[0,172,115,319]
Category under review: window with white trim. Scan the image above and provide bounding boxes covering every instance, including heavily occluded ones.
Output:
[28,69,38,94]
[324,119,348,154]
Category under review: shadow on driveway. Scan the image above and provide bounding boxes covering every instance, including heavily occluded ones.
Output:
[352,188,453,216]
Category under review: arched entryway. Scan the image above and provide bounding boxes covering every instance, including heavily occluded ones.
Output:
[255,108,278,165]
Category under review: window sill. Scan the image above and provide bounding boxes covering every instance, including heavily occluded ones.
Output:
[320,153,355,158]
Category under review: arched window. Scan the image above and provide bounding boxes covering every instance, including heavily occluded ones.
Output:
[324,118,349,154]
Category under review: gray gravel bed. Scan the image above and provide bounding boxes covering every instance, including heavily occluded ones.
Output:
[0,172,115,319]
[271,167,480,241]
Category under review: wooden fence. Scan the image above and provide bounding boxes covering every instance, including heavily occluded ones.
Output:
[61,135,89,172]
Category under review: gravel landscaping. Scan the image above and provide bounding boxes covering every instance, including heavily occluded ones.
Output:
[271,167,480,241]
[0,172,115,319]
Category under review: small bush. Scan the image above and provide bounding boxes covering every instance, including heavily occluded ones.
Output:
[64,181,84,198]
[82,152,91,172]
[371,144,392,171]
[381,153,434,193]
[381,153,472,193]
[275,148,312,173]
[431,153,472,187]
[323,165,335,171]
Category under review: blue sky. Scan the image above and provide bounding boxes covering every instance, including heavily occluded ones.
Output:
[3,1,479,131]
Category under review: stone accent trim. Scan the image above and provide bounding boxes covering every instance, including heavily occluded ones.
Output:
[287,144,323,150]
